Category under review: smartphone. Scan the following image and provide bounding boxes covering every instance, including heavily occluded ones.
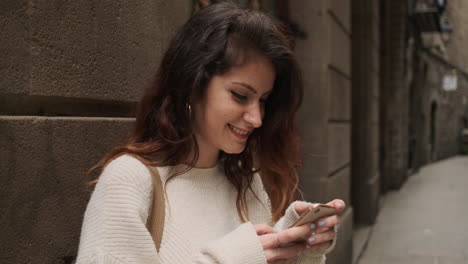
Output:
[279,204,337,248]
[290,203,337,228]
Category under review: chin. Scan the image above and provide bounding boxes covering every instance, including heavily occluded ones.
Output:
[222,145,247,154]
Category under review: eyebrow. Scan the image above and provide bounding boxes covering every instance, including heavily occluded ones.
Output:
[232,81,271,96]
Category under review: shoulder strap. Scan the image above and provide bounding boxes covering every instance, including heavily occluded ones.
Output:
[146,166,165,253]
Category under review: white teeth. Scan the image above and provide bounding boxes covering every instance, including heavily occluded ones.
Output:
[230,125,248,135]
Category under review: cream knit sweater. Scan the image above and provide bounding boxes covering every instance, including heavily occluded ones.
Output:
[76,155,337,264]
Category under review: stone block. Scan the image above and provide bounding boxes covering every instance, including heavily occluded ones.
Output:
[371,14,379,49]
[301,173,354,264]
[290,0,330,65]
[301,165,350,205]
[0,116,134,263]
[328,0,351,33]
[0,0,30,95]
[298,64,329,122]
[300,117,328,159]
[371,123,379,151]
[371,72,380,97]
[0,93,136,117]
[326,207,353,264]
[372,48,380,75]
[352,16,378,55]
[299,71,329,155]
[329,14,351,76]
[368,128,379,175]
[300,154,327,181]
[328,123,351,174]
[352,172,380,224]
[328,68,351,121]
[327,167,351,206]
[3,0,191,102]
[300,177,328,204]
[292,0,336,160]
[371,97,379,124]
[371,150,379,177]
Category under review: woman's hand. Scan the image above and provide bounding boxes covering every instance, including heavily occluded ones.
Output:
[294,199,345,251]
[253,199,345,263]
[253,223,313,263]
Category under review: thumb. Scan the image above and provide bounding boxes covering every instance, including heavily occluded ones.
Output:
[293,201,314,216]
[325,199,346,212]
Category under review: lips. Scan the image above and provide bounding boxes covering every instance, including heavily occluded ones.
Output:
[228,124,250,140]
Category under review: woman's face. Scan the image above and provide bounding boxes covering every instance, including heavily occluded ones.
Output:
[193,56,275,156]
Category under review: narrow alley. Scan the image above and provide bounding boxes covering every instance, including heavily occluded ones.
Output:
[357,156,468,263]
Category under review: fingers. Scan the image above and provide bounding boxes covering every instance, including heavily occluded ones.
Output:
[264,242,306,263]
[276,224,314,244]
[305,241,333,252]
[259,224,312,249]
[258,233,281,249]
[311,214,342,233]
[292,199,344,234]
[306,228,335,247]
[258,199,345,263]
[262,229,335,263]
[325,199,346,212]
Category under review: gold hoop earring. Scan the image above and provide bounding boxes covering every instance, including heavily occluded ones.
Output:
[187,103,192,117]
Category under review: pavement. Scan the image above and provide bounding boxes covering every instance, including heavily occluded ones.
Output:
[356,156,468,264]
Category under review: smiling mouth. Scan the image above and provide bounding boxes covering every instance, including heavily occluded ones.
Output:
[228,124,250,140]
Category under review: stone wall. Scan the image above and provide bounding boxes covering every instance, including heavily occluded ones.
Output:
[1,1,361,263]
[0,1,191,262]
[435,0,468,159]
[380,0,410,190]
[351,0,381,225]
[445,0,468,73]
[289,1,353,263]
[417,52,468,162]
[409,0,468,167]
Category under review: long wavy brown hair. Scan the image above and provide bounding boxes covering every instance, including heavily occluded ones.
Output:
[89,2,304,222]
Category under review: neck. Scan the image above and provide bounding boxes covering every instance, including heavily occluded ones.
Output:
[193,150,219,168]
[187,138,219,169]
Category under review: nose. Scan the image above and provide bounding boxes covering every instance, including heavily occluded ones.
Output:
[243,103,263,128]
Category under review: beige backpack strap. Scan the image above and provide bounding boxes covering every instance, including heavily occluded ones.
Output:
[146,166,165,253]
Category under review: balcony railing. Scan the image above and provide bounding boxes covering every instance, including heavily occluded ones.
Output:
[411,0,447,33]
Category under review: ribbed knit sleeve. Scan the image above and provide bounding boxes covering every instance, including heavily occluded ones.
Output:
[273,201,338,264]
[75,155,158,264]
[195,222,267,264]
[76,155,268,264]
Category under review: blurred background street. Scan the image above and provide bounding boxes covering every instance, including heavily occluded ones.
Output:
[356,156,468,263]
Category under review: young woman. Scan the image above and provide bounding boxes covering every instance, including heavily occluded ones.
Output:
[76,3,345,264]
